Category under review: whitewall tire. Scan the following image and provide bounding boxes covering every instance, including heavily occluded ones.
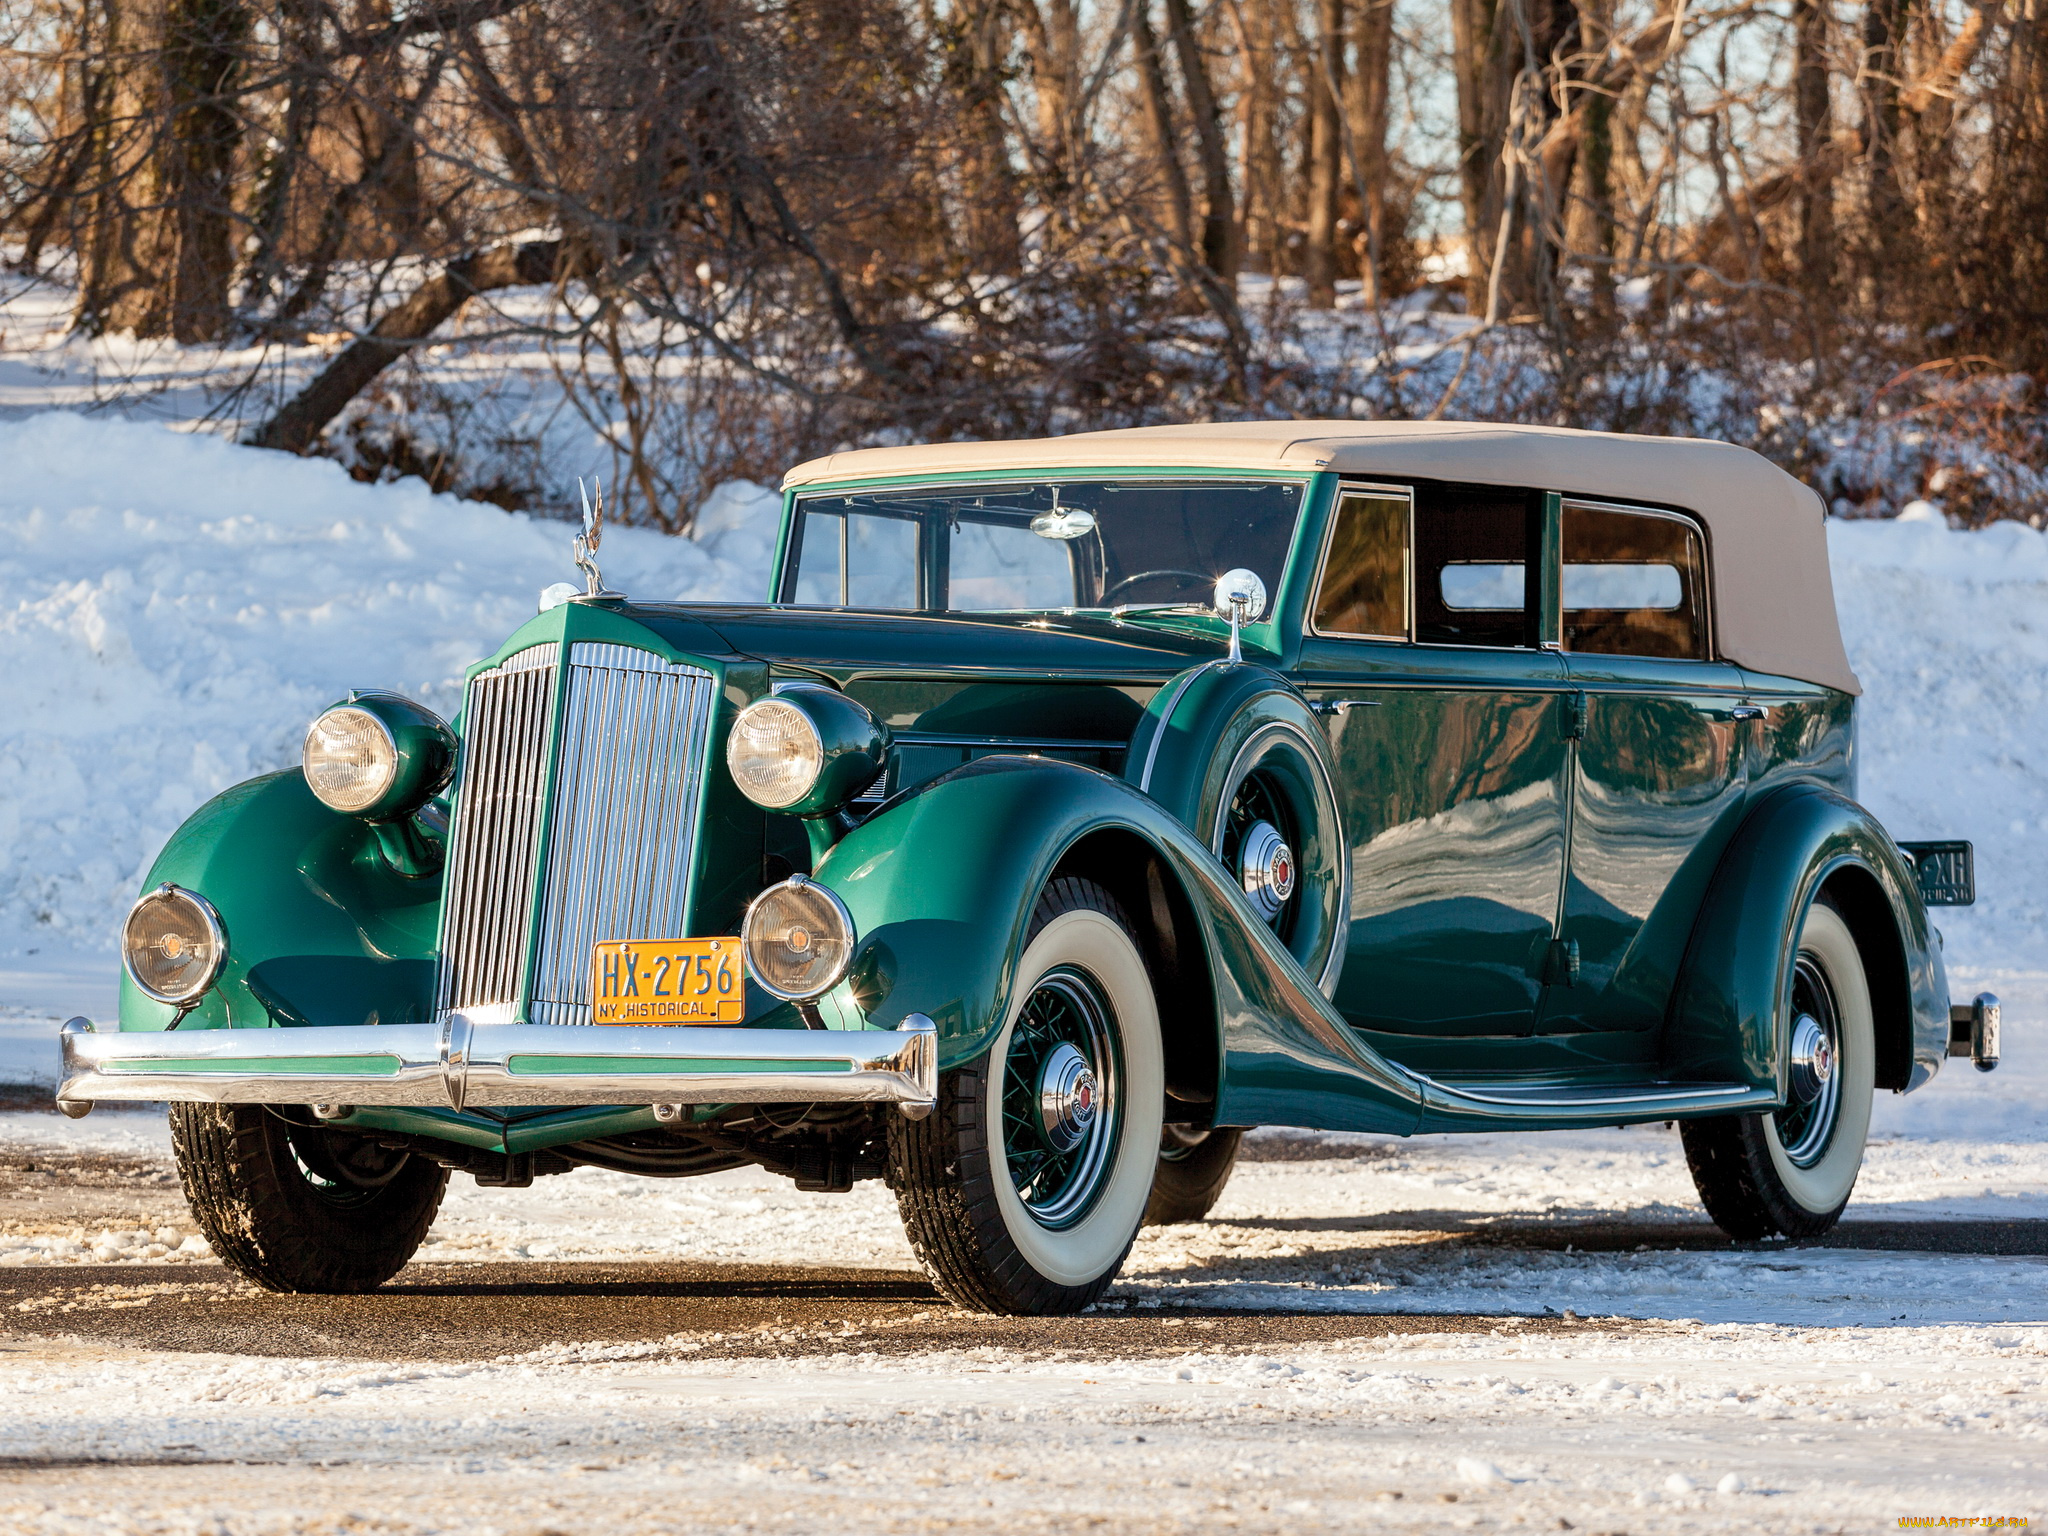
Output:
[888,877,1164,1314]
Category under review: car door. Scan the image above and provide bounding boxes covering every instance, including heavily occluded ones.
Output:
[1544,498,1752,1035]
[1295,482,1573,1042]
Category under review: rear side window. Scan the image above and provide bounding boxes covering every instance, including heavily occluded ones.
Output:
[1414,487,1539,647]
[1312,490,1410,638]
[1561,501,1709,659]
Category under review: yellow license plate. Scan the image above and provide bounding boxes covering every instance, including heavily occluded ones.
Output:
[590,938,744,1025]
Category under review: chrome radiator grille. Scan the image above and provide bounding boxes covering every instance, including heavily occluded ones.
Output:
[529,644,717,1026]
[435,640,718,1025]
[435,643,559,1015]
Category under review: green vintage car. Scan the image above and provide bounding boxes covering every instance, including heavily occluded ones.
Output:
[61,421,1999,1314]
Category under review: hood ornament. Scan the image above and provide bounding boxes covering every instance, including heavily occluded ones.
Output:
[572,476,621,601]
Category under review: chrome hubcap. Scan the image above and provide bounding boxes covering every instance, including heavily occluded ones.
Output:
[1037,1042,1100,1153]
[1238,820,1297,923]
[1000,967,1122,1230]
[1788,1012,1834,1104]
[1775,955,1843,1167]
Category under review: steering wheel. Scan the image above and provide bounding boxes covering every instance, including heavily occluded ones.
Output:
[1100,568,1213,606]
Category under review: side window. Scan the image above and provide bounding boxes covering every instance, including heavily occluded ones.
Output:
[1312,490,1410,638]
[1415,487,1538,647]
[1561,501,1709,659]
[790,509,919,608]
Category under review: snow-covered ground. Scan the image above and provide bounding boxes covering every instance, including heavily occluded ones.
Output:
[3,1115,2046,1532]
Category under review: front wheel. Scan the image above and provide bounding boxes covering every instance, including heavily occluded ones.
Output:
[170,1102,447,1292]
[887,877,1165,1314]
[1681,899,1876,1239]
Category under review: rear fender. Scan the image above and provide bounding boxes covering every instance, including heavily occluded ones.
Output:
[812,756,1421,1134]
[1665,782,1948,1095]
[116,771,442,1033]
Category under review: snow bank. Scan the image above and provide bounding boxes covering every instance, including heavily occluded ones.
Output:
[0,412,778,958]
[1828,509,2048,974]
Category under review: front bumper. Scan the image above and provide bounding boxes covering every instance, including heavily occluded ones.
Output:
[57,1014,937,1114]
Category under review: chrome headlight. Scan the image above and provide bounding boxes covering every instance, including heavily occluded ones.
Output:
[303,694,455,820]
[742,875,855,1000]
[726,688,890,816]
[122,884,226,1005]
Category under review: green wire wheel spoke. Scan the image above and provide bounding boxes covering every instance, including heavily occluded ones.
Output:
[998,965,1124,1231]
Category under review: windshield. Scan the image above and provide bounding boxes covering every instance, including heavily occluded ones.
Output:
[778,479,1304,613]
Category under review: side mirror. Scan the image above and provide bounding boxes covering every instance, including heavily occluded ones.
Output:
[1213,568,1267,663]
[1212,568,1268,623]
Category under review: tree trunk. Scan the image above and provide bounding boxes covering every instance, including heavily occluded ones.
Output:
[1451,0,1500,305]
[1343,0,1394,303]
[251,239,562,453]
[1133,1,1197,257]
[1304,0,1345,306]
[1162,0,1238,280]
[952,0,1022,273]
[1014,0,1082,228]
[1859,0,1916,301]
[79,0,249,341]
[1793,0,1836,297]
[351,0,429,249]
[1578,74,1614,312]
[239,0,322,316]
[1229,0,1284,274]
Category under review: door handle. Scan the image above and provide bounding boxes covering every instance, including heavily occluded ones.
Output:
[1311,698,1379,719]
[1730,706,1765,721]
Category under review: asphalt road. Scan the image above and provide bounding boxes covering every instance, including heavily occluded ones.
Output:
[5,1130,2045,1361]
[1,1259,1632,1360]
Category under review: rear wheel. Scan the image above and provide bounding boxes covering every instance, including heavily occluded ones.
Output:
[887,877,1164,1314]
[1145,1125,1244,1225]
[170,1102,446,1292]
[1681,900,1875,1239]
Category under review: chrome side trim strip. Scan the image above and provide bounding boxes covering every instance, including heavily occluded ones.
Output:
[898,733,1130,752]
[1136,660,1224,793]
[58,1017,939,1112]
[1407,1070,1770,1110]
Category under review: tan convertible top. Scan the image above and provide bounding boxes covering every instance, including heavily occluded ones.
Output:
[784,419,1858,694]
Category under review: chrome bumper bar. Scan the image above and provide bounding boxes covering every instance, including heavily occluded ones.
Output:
[1948,992,2000,1072]
[57,1014,938,1114]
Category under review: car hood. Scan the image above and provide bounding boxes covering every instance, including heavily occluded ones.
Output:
[624,602,1245,683]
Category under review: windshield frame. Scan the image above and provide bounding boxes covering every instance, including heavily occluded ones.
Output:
[771,470,1317,618]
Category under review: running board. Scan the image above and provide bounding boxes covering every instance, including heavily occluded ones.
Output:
[1409,1072,1775,1127]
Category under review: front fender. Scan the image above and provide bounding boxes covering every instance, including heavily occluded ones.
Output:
[1666,782,1949,1095]
[813,755,1422,1134]
[117,771,442,1034]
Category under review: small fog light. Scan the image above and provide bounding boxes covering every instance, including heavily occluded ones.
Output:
[122,884,226,1005]
[742,875,856,1001]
